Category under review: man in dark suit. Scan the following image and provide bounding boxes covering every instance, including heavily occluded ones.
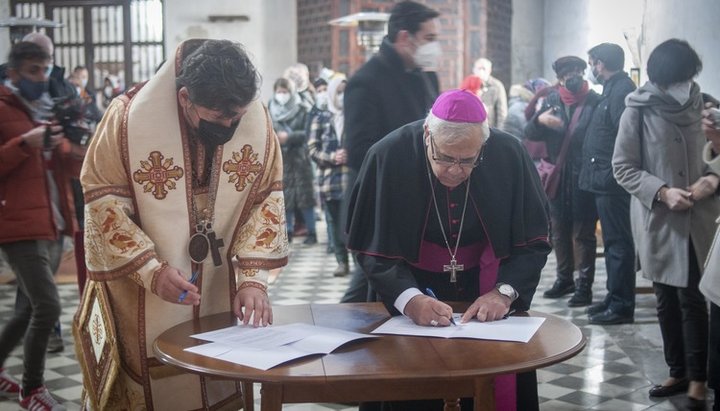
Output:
[341,0,441,303]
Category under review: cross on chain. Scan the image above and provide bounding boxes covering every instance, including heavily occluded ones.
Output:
[206,230,225,267]
[443,258,464,283]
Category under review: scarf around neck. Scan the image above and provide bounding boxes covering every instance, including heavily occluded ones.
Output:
[558,80,590,106]
[268,93,301,123]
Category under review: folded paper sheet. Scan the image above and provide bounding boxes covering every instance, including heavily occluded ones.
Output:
[185,323,375,370]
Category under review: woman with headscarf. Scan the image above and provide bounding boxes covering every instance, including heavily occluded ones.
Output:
[308,75,350,275]
[613,39,719,411]
[503,78,551,139]
[268,77,317,245]
[525,56,601,308]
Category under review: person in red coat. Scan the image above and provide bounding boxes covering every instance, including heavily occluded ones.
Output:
[0,41,82,410]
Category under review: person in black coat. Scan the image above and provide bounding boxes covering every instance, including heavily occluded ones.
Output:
[340,0,441,303]
[525,56,601,308]
[579,43,637,325]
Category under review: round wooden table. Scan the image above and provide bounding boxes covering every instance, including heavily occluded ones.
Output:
[154,302,585,411]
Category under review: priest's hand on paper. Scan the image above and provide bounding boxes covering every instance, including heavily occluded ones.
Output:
[404,295,453,327]
[234,285,273,327]
[153,265,200,306]
[687,175,719,202]
[461,291,512,323]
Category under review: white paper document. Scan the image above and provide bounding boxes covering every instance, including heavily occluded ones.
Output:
[371,314,545,343]
[185,323,375,370]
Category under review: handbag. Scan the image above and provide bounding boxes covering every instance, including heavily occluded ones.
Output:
[536,105,585,199]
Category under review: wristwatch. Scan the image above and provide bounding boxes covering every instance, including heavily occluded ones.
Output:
[495,283,518,302]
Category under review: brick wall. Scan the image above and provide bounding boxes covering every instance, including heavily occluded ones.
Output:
[296,0,513,93]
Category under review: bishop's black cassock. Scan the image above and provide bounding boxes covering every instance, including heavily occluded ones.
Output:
[346,120,552,411]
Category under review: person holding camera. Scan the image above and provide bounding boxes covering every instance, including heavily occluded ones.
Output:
[0,41,83,410]
[524,56,601,307]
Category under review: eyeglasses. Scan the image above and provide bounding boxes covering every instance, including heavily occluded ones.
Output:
[428,132,481,169]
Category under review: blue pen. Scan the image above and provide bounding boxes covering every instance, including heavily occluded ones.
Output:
[425,288,457,325]
[178,270,200,303]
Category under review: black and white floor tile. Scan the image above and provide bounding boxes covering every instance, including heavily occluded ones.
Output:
[0,222,714,410]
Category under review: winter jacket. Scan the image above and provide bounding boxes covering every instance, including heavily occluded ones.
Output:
[0,85,81,243]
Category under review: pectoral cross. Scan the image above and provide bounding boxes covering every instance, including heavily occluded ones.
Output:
[188,222,225,267]
[206,230,224,267]
[443,258,464,283]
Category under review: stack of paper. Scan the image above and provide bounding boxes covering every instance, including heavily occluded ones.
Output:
[185,323,375,370]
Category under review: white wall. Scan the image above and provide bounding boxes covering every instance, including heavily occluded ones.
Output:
[511,0,545,85]
[0,0,10,62]
[642,0,720,97]
[163,0,297,101]
[514,0,719,96]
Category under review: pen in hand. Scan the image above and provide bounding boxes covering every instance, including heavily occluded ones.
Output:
[425,288,457,325]
[178,270,200,303]
[502,309,516,320]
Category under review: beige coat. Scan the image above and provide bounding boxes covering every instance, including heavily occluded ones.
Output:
[613,82,720,287]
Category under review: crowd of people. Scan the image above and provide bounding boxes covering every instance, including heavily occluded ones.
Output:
[0,1,719,410]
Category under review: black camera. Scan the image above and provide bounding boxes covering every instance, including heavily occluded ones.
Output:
[52,96,92,146]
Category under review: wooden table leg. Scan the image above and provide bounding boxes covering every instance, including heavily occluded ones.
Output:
[242,382,254,411]
[260,383,283,411]
[444,398,461,410]
[474,376,495,411]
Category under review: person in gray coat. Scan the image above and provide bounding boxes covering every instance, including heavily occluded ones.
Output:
[700,105,720,411]
[612,39,719,410]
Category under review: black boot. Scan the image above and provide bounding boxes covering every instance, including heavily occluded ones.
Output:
[543,278,575,298]
[568,278,592,307]
[303,233,318,245]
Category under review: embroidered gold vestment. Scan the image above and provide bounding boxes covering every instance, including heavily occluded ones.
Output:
[73,40,289,411]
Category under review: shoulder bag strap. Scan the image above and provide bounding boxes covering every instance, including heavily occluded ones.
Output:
[554,104,585,168]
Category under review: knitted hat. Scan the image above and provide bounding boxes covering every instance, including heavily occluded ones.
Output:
[431,89,487,123]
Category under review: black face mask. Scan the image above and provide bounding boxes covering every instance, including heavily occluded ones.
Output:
[564,75,584,94]
[197,118,239,147]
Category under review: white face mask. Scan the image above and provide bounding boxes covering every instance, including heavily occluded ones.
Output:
[80,78,88,88]
[315,91,328,109]
[473,66,490,83]
[274,92,291,105]
[335,92,344,109]
[104,86,114,97]
[413,40,442,70]
[666,81,693,105]
[586,68,599,85]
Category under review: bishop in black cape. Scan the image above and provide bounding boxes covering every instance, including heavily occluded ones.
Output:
[346,119,551,411]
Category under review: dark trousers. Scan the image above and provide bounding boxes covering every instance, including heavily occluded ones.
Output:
[550,210,597,284]
[285,206,316,238]
[595,193,635,315]
[0,239,63,390]
[709,302,719,390]
[340,168,374,303]
[653,243,708,382]
[323,199,349,265]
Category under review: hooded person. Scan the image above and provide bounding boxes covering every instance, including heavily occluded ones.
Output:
[612,38,719,409]
[346,89,551,410]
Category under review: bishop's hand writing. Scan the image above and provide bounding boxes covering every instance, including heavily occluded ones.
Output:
[404,294,453,327]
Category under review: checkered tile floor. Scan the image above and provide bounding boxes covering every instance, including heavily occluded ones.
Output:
[0,221,714,410]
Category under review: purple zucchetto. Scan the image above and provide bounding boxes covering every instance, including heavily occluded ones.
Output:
[430,89,487,123]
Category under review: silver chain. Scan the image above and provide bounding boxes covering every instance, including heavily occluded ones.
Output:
[425,158,471,268]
